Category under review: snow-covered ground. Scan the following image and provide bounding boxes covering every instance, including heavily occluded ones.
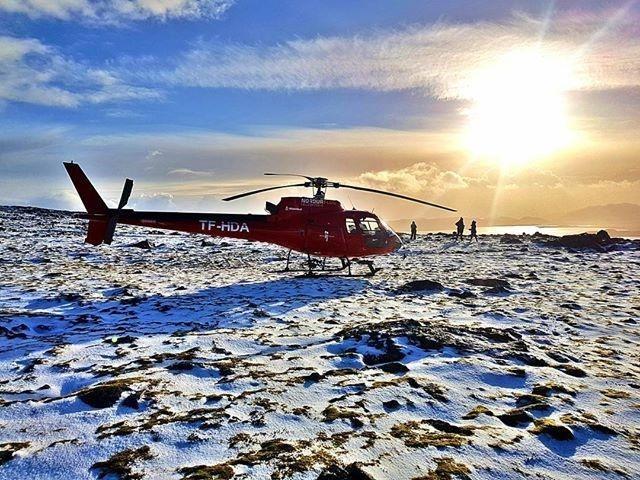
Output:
[1,206,639,480]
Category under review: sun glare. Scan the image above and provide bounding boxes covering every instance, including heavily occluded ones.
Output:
[464,49,575,168]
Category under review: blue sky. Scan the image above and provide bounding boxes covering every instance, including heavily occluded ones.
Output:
[1,0,639,220]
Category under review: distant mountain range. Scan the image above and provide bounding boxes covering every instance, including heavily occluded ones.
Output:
[390,203,640,234]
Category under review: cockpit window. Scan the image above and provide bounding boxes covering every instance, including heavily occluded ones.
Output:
[345,218,357,234]
[358,217,381,235]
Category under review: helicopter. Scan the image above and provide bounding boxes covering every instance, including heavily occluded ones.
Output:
[63,162,456,276]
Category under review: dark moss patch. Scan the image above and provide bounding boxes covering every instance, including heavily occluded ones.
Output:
[531,383,577,397]
[580,459,629,477]
[462,405,493,420]
[91,445,154,480]
[424,419,474,436]
[179,463,234,480]
[554,364,587,377]
[391,421,470,448]
[322,405,363,424]
[530,419,574,441]
[413,457,471,479]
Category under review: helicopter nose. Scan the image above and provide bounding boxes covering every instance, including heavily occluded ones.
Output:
[389,232,403,251]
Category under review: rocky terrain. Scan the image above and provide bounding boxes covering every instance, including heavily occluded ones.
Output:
[1,206,639,479]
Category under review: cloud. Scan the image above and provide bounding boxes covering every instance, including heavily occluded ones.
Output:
[168,168,215,177]
[131,192,176,210]
[0,0,235,24]
[358,162,468,195]
[27,190,82,211]
[0,36,160,107]
[154,9,640,98]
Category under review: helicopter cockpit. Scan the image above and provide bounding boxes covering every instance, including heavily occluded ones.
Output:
[346,213,400,249]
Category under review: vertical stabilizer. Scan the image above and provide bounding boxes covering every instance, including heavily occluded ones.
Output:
[63,162,108,214]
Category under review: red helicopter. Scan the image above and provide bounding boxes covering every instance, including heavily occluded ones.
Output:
[63,162,456,275]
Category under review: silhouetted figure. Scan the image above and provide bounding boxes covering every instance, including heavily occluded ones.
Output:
[469,219,478,242]
[455,217,465,240]
[410,221,417,240]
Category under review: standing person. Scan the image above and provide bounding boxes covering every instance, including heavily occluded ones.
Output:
[410,221,417,241]
[455,217,465,240]
[469,219,478,242]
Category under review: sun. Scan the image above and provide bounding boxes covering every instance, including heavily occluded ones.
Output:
[463,48,575,168]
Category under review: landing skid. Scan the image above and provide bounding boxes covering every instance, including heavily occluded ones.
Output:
[278,250,381,277]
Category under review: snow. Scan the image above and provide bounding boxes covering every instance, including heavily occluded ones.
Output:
[1,206,639,479]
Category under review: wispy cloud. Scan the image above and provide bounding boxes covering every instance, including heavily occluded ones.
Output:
[0,36,160,107]
[154,10,639,98]
[0,0,235,24]
[168,168,215,177]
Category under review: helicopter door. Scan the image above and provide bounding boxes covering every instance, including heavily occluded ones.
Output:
[344,217,363,253]
[304,221,345,256]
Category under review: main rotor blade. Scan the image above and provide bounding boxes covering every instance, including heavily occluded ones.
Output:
[223,183,308,201]
[264,173,316,182]
[337,184,457,212]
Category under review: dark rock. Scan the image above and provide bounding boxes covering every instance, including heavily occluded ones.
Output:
[552,230,613,251]
[596,229,611,243]
[512,353,549,367]
[447,289,476,299]
[546,351,570,363]
[120,392,141,410]
[318,462,376,480]
[0,326,26,339]
[304,371,323,383]
[106,335,137,345]
[0,450,12,466]
[515,394,549,408]
[425,418,474,436]
[0,442,30,466]
[398,279,444,293]
[465,278,511,289]
[128,240,152,249]
[555,364,587,377]
[167,361,196,371]
[350,417,364,429]
[497,408,534,427]
[362,338,405,365]
[500,235,523,244]
[531,421,574,441]
[78,383,128,409]
[379,362,409,374]
[560,302,582,310]
[383,400,402,411]
[484,285,511,295]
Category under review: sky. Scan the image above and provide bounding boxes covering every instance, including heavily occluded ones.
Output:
[1,0,639,223]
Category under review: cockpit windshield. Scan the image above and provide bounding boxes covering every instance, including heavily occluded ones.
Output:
[358,217,382,235]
